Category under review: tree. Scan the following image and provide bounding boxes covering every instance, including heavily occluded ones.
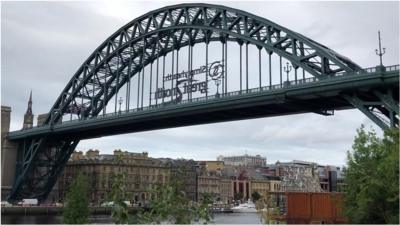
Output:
[196,193,213,223]
[344,126,399,224]
[251,191,261,202]
[234,192,244,201]
[110,155,130,224]
[63,172,90,224]
[256,193,280,224]
[108,160,211,224]
[131,172,212,224]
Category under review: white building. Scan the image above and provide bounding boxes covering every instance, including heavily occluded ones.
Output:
[217,154,266,167]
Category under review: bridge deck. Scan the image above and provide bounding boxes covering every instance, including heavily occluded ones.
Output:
[8,66,399,141]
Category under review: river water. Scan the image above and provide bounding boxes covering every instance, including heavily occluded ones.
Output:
[2,212,263,224]
[212,212,263,224]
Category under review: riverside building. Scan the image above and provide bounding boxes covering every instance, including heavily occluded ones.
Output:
[217,154,266,167]
[59,150,199,205]
[59,150,171,205]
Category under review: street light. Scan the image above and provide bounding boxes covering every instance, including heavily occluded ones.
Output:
[215,78,221,98]
[118,97,123,114]
[283,62,292,83]
[375,31,386,67]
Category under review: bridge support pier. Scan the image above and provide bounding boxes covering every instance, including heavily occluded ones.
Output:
[8,138,79,203]
[343,90,399,130]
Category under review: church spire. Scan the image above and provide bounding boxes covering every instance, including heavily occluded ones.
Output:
[23,90,34,129]
[27,90,32,114]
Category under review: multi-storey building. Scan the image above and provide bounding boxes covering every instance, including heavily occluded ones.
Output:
[269,179,282,192]
[219,178,232,203]
[229,167,282,202]
[272,160,346,193]
[59,150,200,205]
[168,159,197,202]
[217,154,266,167]
[59,150,171,205]
[198,175,220,200]
[197,162,232,203]
[277,161,322,192]
[198,161,225,172]
[283,160,347,192]
[197,174,234,204]
[250,179,270,197]
[59,152,345,206]
[316,164,347,192]
[223,167,252,201]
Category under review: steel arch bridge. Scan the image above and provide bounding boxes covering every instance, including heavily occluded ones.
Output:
[7,3,399,201]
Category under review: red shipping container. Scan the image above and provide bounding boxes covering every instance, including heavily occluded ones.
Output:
[285,192,347,224]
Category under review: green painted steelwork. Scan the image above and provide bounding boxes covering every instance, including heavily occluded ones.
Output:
[44,3,362,128]
[8,65,399,140]
[7,3,398,202]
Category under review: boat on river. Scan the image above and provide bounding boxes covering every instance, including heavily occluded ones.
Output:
[231,200,257,213]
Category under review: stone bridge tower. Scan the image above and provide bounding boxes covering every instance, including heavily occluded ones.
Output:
[1,106,17,200]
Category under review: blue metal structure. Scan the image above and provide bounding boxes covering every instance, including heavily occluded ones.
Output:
[7,3,399,201]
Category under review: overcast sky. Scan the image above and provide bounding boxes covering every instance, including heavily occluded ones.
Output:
[1,1,399,166]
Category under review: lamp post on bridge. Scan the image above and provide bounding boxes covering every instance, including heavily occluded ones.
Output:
[283,62,292,84]
[118,97,123,114]
[215,78,221,98]
[375,31,386,67]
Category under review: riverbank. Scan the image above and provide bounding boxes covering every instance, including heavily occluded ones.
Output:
[1,206,140,216]
[2,212,263,224]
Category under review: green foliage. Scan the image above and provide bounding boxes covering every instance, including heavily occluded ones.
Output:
[234,192,244,201]
[256,193,280,224]
[135,179,212,224]
[344,126,399,224]
[62,172,90,224]
[251,191,261,202]
[109,160,212,224]
[126,170,212,224]
[196,193,213,223]
[110,155,130,224]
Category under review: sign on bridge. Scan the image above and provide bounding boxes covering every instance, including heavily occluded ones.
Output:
[155,61,224,103]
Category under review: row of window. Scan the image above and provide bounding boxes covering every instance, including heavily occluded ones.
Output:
[66,165,168,174]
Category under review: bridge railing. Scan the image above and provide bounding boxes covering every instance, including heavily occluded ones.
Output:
[15,64,400,131]
[385,64,400,72]
[335,64,399,76]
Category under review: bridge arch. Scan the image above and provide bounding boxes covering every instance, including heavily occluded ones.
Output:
[45,3,361,125]
[12,3,399,202]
